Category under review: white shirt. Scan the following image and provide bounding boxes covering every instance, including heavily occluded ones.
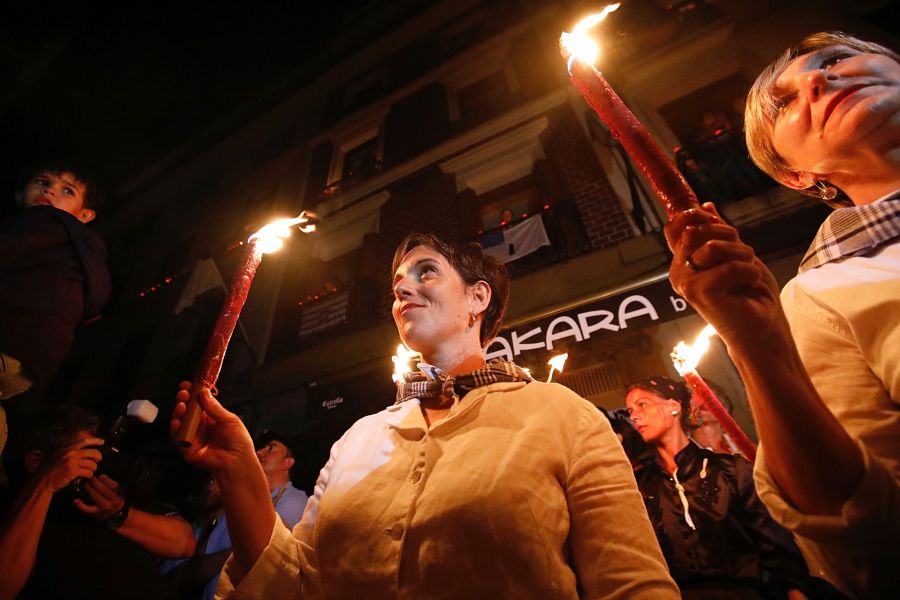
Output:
[782,241,900,476]
[754,236,900,597]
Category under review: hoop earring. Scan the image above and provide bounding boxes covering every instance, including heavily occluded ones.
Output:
[816,181,838,201]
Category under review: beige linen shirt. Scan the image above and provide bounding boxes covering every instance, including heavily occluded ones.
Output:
[217,380,678,599]
[754,240,900,597]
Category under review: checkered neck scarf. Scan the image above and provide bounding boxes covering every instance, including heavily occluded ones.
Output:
[798,193,900,274]
[395,359,532,405]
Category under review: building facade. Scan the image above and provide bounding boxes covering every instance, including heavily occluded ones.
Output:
[63,0,899,489]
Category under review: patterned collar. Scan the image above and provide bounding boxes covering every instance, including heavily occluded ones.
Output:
[394,359,532,405]
[798,191,900,274]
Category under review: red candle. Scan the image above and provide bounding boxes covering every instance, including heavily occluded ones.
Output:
[568,58,699,219]
[683,370,757,461]
[173,212,317,446]
[174,241,263,446]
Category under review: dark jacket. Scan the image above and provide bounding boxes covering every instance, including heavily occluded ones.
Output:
[0,206,110,384]
[635,441,830,598]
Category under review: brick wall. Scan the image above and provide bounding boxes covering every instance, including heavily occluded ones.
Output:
[541,103,633,250]
[376,164,461,321]
[383,83,451,168]
[325,100,636,328]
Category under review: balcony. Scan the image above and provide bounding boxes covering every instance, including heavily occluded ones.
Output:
[473,201,591,278]
[675,128,775,205]
[268,281,379,361]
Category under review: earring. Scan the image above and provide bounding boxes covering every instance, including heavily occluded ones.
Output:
[468,312,477,327]
[816,181,838,201]
[671,410,679,416]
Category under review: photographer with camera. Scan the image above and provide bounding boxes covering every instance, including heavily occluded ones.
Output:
[0,406,195,600]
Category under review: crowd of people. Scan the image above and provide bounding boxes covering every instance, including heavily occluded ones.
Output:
[0,30,897,599]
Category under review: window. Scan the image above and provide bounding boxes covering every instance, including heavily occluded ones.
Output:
[657,73,748,143]
[457,70,511,124]
[478,182,538,231]
[440,41,518,125]
[341,136,380,181]
[323,114,386,196]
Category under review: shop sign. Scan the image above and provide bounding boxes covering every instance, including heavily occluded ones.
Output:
[486,278,693,361]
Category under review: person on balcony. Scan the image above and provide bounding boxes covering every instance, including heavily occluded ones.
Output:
[171,233,679,598]
[665,32,899,597]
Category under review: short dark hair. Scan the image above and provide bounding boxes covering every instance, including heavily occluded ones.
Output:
[626,376,695,431]
[23,405,100,455]
[392,233,510,346]
[255,430,294,456]
[3,405,100,487]
[17,160,106,214]
[255,429,298,474]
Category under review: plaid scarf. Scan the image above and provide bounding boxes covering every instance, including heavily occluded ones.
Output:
[798,193,900,274]
[395,359,532,405]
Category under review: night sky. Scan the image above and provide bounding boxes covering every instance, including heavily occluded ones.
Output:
[0,2,375,216]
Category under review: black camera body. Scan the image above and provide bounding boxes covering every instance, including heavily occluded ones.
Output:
[67,400,158,505]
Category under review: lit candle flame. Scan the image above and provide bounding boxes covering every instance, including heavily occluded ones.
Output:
[560,2,621,69]
[248,211,318,254]
[671,324,717,376]
[546,352,569,383]
[391,343,421,384]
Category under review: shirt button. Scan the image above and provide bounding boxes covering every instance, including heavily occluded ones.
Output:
[385,524,404,540]
[410,471,421,483]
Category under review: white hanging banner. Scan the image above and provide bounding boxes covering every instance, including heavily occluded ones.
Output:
[481,215,551,263]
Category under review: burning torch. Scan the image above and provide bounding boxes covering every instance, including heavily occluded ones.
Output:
[175,212,318,447]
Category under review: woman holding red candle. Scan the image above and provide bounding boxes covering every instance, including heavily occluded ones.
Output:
[171,233,679,598]
[624,377,827,599]
[665,32,899,597]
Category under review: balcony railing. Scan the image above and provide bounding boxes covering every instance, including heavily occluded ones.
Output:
[472,202,591,277]
[268,281,379,360]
